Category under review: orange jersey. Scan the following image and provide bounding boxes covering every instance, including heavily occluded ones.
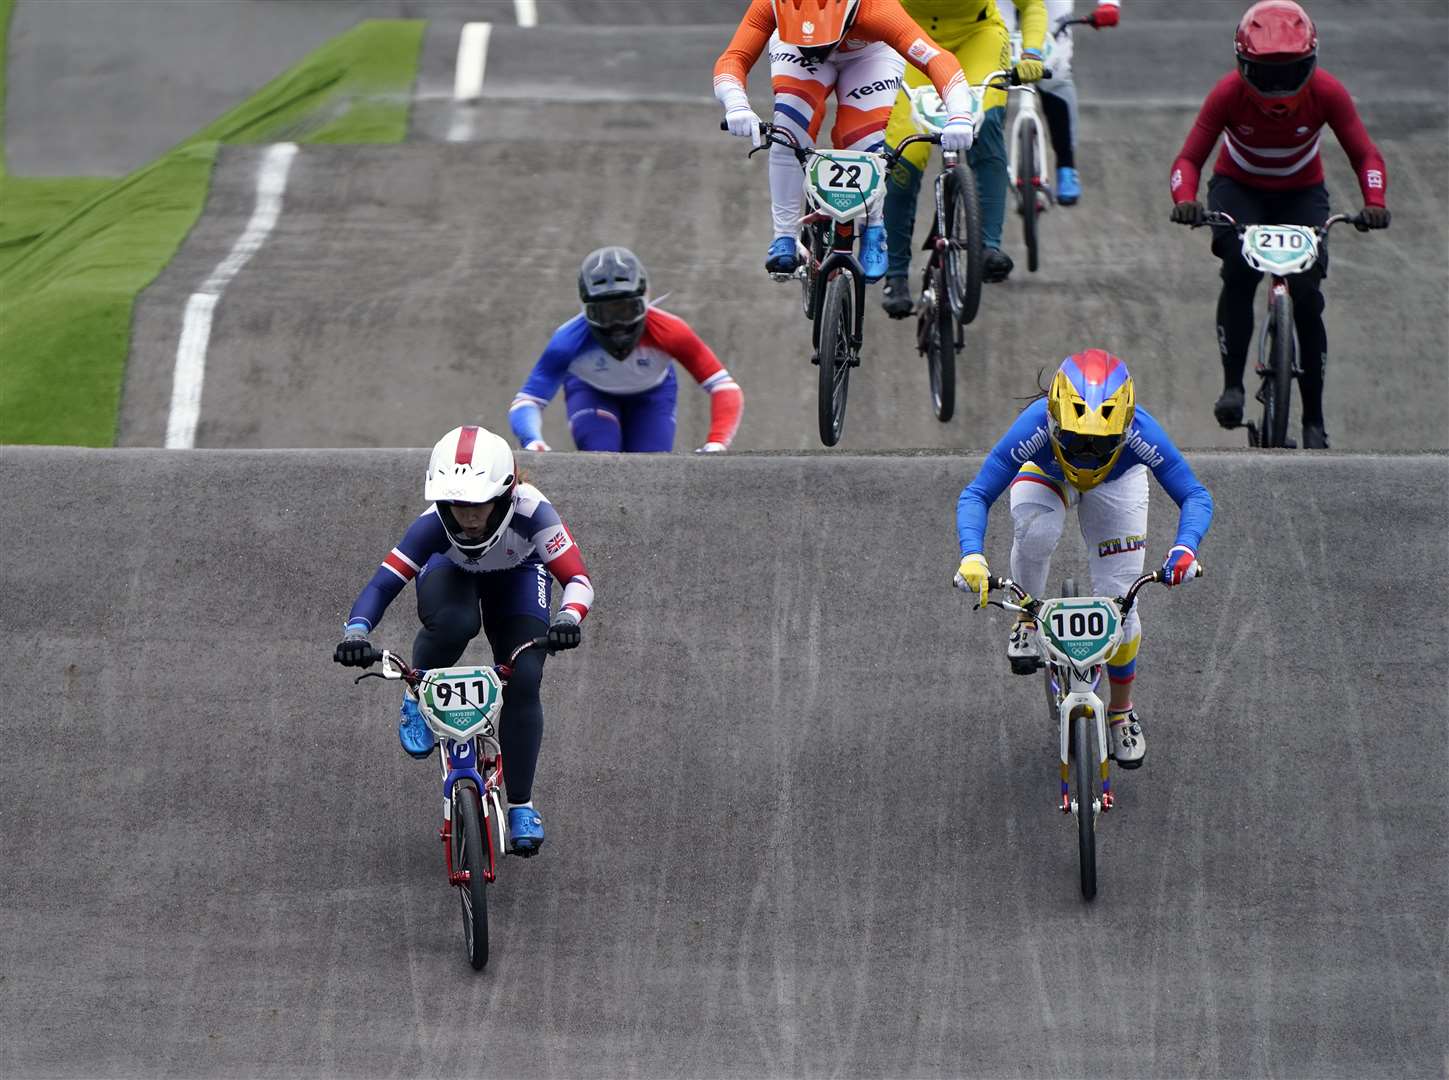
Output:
[714,0,967,104]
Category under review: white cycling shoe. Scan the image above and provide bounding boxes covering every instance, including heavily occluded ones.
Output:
[1007,620,1040,675]
[1108,709,1146,769]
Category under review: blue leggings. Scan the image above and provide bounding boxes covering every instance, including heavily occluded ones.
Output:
[564,374,677,452]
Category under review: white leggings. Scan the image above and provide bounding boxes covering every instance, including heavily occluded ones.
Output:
[1009,463,1148,653]
[767,37,905,238]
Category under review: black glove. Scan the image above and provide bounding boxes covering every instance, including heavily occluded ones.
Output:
[547,618,582,651]
[334,632,376,667]
[1356,206,1390,232]
[1171,200,1205,226]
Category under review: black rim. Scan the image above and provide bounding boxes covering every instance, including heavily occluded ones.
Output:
[817,273,854,446]
[1265,293,1295,447]
[453,781,490,969]
[1020,122,1039,272]
[927,263,954,421]
[1074,713,1097,901]
[945,166,983,325]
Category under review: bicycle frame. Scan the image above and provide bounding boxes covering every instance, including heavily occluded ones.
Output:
[983,570,1197,816]
[358,637,548,886]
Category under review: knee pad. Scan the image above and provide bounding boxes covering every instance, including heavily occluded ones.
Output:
[1011,503,1064,564]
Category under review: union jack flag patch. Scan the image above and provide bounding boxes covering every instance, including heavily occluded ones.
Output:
[546,531,569,555]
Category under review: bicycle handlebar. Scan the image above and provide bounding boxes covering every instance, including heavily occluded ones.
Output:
[1184,209,1363,236]
[351,636,554,688]
[985,564,1204,617]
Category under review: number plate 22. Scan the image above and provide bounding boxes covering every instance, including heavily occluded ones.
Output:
[805,149,885,222]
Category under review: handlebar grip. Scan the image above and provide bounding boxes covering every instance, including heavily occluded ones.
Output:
[720,120,727,131]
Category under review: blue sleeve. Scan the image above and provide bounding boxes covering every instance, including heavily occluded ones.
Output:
[510,319,591,445]
[1132,410,1215,551]
[343,513,449,632]
[956,402,1050,555]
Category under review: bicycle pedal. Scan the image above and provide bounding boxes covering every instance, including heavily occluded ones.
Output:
[810,351,820,366]
[769,272,798,284]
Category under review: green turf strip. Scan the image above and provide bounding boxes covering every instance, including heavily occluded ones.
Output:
[0,18,424,446]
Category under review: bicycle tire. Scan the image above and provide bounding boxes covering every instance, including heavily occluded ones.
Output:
[1073,711,1098,901]
[927,261,955,422]
[817,271,855,446]
[1019,119,1040,273]
[944,163,984,325]
[452,780,491,970]
[1262,290,1295,448]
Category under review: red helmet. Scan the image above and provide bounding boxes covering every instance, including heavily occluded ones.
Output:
[774,0,862,63]
[1235,1,1318,108]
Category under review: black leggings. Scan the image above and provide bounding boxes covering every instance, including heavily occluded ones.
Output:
[1208,176,1331,425]
[414,565,549,805]
[1041,90,1073,169]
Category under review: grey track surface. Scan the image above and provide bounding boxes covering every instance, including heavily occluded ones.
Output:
[116,3,1449,452]
[3,0,734,176]
[2,448,1446,1078]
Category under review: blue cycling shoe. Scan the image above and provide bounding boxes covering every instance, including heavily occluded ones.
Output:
[860,223,888,282]
[1056,166,1080,206]
[399,697,435,759]
[508,804,545,856]
[765,236,798,275]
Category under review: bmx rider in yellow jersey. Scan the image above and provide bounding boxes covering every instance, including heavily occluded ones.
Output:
[880,0,1047,315]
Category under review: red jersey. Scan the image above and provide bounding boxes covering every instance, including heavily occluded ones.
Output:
[1170,70,1387,208]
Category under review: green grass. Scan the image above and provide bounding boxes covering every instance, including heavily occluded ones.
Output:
[0,18,424,445]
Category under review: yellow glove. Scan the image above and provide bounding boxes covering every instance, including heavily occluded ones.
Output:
[1014,49,1045,84]
[954,553,991,606]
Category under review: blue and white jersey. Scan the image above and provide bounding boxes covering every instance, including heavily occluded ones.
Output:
[956,400,1214,554]
[345,483,594,632]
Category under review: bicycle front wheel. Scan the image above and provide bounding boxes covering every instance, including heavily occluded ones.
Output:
[1019,119,1040,273]
[452,780,492,969]
[944,163,983,325]
[1261,290,1295,448]
[926,261,955,422]
[1072,712,1098,901]
[817,271,855,446]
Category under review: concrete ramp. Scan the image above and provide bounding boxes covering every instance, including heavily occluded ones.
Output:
[2,448,1445,1077]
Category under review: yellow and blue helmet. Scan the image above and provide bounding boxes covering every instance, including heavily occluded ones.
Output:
[1047,349,1135,490]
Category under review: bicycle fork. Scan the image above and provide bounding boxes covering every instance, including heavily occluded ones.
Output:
[1054,678,1114,818]
[439,737,507,886]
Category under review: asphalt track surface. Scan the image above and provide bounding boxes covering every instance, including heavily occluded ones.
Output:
[110,3,1449,451]
[2,447,1446,1078]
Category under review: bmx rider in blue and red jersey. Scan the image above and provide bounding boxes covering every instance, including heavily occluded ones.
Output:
[333,425,594,856]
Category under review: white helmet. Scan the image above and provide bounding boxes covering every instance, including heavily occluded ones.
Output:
[424,425,517,559]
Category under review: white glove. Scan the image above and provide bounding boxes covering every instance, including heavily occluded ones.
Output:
[724,106,763,147]
[524,439,551,452]
[941,115,974,153]
[695,442,726,454]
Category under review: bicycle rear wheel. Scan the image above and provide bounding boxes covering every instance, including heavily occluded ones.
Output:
[452,779,492,969]
[1072,712,1098,901]
[1260,290,1295,448]
[944,163,984,325]
[926,261,955,422]
[1019,119,1040,273]
[816,271,855,446]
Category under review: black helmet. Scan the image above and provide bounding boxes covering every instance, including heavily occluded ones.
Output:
[579,246,648,360]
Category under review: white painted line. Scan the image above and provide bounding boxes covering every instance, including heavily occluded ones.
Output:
[453,22,491,102]
[514,0,537,28]
[165,142,298,449]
